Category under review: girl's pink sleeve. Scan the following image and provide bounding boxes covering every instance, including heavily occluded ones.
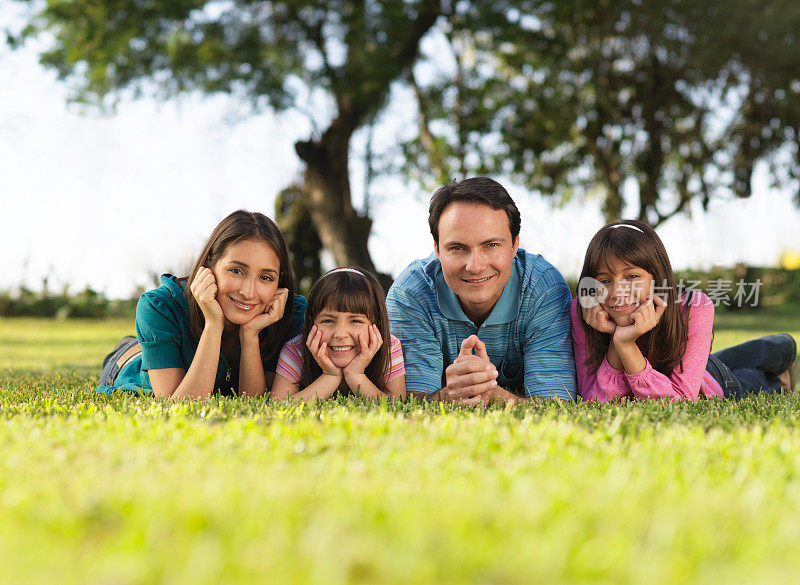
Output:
[276,335,304,384]
[624,293,715,401]
[385,335,406,382]
[570,299,632,403]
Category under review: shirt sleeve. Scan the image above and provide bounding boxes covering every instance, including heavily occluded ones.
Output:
[385,335,406,383]
[570,298,632,402]
[386,282,444,394]
[135,292,185,371]
[276,335,304,384]
[287,294,306,339]
[521,272,577,400]
[624,294,715,401]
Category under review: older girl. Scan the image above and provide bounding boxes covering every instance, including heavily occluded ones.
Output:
[572,220,796,401]
[98,210,305,398]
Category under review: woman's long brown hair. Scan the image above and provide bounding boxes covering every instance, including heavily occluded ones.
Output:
[299,268,391,394]
[183,210,297,368]
[577,219,688,376]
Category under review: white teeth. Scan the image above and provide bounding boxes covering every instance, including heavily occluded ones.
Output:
[464,276,491,283]
[231,298,255,309]
[330,346,354,352]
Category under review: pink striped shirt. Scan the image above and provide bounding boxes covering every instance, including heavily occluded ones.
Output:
[276,333,405,384]
[571,292,724,402]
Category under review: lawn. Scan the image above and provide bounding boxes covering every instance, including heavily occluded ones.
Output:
[1,311,799,585]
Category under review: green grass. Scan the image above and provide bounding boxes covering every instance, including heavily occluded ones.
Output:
[0,318,133,374]
[713,304,800,351]
[1,313,800,585]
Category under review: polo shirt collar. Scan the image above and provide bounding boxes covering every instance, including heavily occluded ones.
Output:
[161,273,191,321]
[435,259,521,326]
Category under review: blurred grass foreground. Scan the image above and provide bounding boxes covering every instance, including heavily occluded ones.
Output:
[0,309,799,585]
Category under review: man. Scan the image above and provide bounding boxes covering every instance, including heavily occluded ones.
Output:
[386,177,576,404]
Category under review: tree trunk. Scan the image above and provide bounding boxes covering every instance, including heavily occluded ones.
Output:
[295,118,392,290]
[289,1,441,293]
[602,170,623,222]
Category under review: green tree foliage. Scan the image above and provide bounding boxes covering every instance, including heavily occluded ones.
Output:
[0,284,136,318]
[9,0,800,276]
[10,0,442,275]
[405,0,800,224]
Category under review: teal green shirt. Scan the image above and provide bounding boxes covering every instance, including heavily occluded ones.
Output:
[98,274,306,394]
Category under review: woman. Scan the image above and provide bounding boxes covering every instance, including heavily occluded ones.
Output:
[98,210,305,399]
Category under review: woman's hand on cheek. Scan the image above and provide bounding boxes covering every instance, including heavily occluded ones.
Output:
[343,324,382,375]
[582,303,617,334]
[240,288,288,339]
[264,288,289,324]
[613,295,667,345]
[306,325,342,378]
[191,267,225,330]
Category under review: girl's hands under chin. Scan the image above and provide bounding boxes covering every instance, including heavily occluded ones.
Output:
[343,324,382,375]
[191,267,225,330]
[306,325,342,378]
[582,302,617,334]
[240,288,289,338]
[612,295,667,345]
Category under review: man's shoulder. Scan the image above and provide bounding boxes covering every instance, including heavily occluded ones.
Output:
[387,253,441,302]
[511,250,572,335]
[515,249,570,295]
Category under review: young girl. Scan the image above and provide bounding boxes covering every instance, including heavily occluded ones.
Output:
[572,220,797,402]
[272,267,406,401]
[98,210,306,399]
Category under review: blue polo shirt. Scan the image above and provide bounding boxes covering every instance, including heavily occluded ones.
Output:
[386,249,576,399]
[98,274,306,393]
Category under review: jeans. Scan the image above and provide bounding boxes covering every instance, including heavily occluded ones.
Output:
[706,334,797,399]
[99,336,140,387]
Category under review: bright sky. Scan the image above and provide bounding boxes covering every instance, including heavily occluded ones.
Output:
[3,6,800,299]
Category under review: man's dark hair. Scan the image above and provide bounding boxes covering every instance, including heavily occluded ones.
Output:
[428,177,521,244]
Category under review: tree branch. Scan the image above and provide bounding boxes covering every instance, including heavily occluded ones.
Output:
[408,69,448,183]
[653,173,693,227]
[339,0,441,129]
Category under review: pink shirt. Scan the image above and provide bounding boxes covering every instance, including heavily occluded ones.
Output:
[276,333,405,385]
[570,292,724,402]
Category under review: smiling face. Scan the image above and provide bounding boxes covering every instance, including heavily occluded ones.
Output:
[313,308,372,368]
[435,202,519,324]
[212,239,280,327]
[595,256,655,326]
